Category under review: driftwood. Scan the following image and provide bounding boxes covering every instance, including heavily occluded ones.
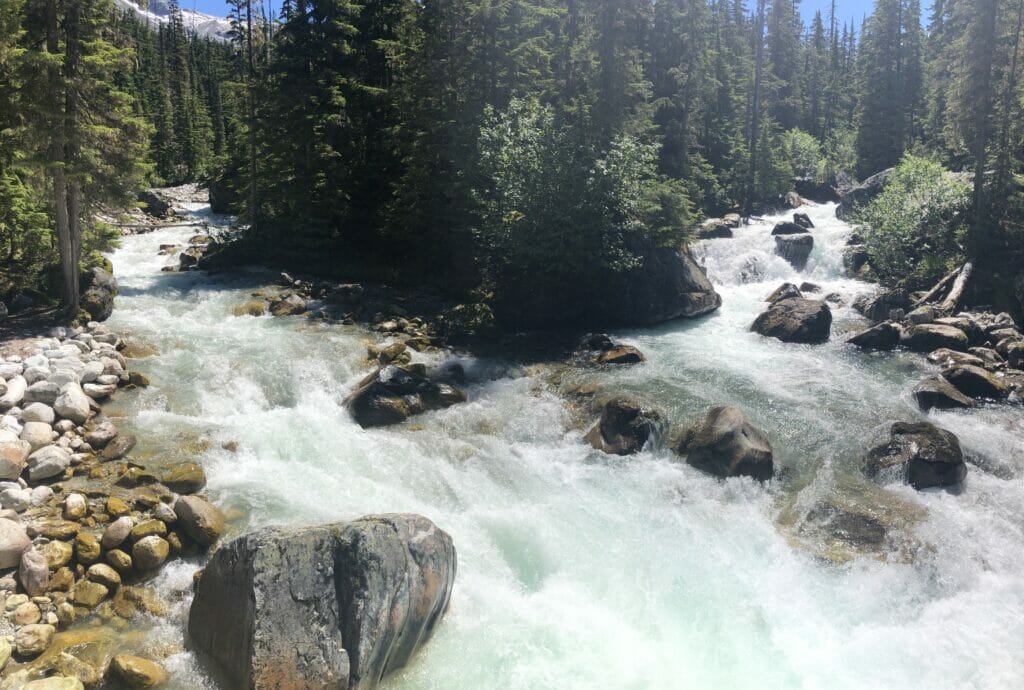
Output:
[112,221,209,231]
[940,263,974,313]
[912,267,961,308]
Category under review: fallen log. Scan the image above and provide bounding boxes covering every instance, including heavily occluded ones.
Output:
[913,267,960,308]
[940,263,973,313]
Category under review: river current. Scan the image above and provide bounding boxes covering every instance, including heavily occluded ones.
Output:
[105,201,1023,689]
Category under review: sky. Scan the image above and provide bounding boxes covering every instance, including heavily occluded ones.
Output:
[182,0,877,27]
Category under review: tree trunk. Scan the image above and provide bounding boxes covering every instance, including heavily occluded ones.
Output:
[246,0,258,228]
[940,263,973,313]
[45,0,74,315]
[744,0,767,217]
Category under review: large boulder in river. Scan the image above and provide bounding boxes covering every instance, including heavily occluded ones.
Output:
[771,221,807,236]
[900,324,969,353]
[848,322,901,350]
[585,398,665,456]
[136,190,173,218]
[853,290,911,323]
[345,366,467,428]
[189,514,456,690]
[774,233,814,269]
[942,364,1010,400]
[208,174,241,215]
[751,297,832,344]
[864,421,966,490]
[674,406,774,480]
[837,168,894,220]
[80,267,117,322]
[913,377,974,411]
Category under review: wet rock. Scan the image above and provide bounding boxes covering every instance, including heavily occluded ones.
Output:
[0,521,29,569]
[848,322,901,350]
[105,496,131,517]
[751,298,832,344]
[771,221,808,235]
[106,550,132,573]
[765,283,802,303]
[900,324,969,353]
[100,434,136,461]
[23,678,85,690]
[697,220,733,239]
[585,398,665,456]
[865,421,966,489]
[39,540,73,569]
[130,519,167,542]
[968,346,1005,369]
[72,580,108,608]
[15,623,55,657]
[86,563,121,590]
[595,346,645,365]
[80,267,117,322]
[53,384,90,425]
[927,348,986,369]
[83,383,116,400]
[160,462,206,494]
[53,652,101,688]
[1007,341,1024,369]
[345,366,467,429]
[111,655,167,689]
[111,586,168,620]
[774,233,814,269]
[179,247,204,270]
[793,212,814,229]
[63,493,87,521]
[190,514,455,690]
[905,305,942,325]
[27,445,71,481]
[173,496,224,546]
[132,536,169,571]
[75,532,101,564]
[942,365,1010,400]
[674,406,773,480]
[101,516,133,549]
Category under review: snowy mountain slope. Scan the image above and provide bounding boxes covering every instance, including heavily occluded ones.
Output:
[114,0,233,41]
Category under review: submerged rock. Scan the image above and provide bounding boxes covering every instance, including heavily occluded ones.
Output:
[751,297,832,344]
[585,398,665,456]
[864,421,966,490]
[111,655,167,689]
[345,366,467,428]
[595,345,645,365]
[189,514,456,690]
[674,406,774,480]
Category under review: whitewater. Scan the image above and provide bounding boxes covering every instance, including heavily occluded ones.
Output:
[104,201,1024,690]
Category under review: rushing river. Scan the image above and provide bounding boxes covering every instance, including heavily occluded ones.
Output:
[105,202,1024,690]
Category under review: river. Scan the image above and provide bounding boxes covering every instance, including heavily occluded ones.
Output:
[105,201,1023,689]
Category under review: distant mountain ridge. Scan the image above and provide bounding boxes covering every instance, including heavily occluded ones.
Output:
[114,0,233,41]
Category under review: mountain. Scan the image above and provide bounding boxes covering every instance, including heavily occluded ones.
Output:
[114,0,233,41]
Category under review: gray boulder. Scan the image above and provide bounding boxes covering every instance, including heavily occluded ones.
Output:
[913,377,974,411]
[137,189,173,218]
[585,398,665,456]
[865,421,966,490]
[81,267,117,322]
[774,233,814,269]
[853,290,910,323]
[837,168,894,220]
[189,514,456,690]
[751,298,832,344]
[345,366,467,429]
[901,324,969,353]
[771,221,808,236]
[0,519,30,569]
[54,382,91,424]
[765,283,802,304]
[942,365,1010,400]
[674,406,773,480]
[848,322,901,350]
[27,445,71,481]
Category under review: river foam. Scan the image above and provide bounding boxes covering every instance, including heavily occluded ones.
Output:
[106,201,1023,689]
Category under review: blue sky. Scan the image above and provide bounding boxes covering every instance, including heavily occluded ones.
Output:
[183,0,876,27]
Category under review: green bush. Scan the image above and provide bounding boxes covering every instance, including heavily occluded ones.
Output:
[852,154,971,289]
[780,128,823,180]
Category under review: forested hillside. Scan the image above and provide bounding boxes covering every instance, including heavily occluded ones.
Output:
[2,0,1023,324]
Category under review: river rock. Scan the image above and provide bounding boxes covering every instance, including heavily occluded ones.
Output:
[21,403,55,424]
[53,383,90,425]
[86,563,122,590]
[751,298,832,344]
[942,365,1010,400]
[19,547,48,596]
[674,406,773,480]
[345,366,467,429]
[595,346,645,365]
[1007,341,1024,368]
[914,377,975,411]
[847,322,901,350]
[927,348,986,369]
[793,212,814,229]
[15,623,55,657]
[137,189,173,218]
[765,283,802,303]
[80,267,117,322]
[189,514,456,690]
[63,493,87,521]
[84,422,117,449]
[774,233,814,269]
[101,434,136,461]
[72,580,109,608]
[0,439,31,480]
[40,539,72,569]
[837,167,893,219]
[853,290,911,323]
[697,220,733,239]
[111,655,167,689]
[901,324,969,353]
[102,516,134,549]
[162,462,206,494]
[0,520,30,568]
[131,536,169,570]
[23,676,85,690]
[771,221,807,235]
[865,421,966,489]
[0,375,26,411]
[25,381,60,406]
[27,445,71,481]
[174,495,224,546]
[20,422,54,451]
[585,398,665,456]
[75,532,101,564]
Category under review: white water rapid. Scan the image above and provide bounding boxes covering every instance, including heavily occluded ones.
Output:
[105,201,1023,690]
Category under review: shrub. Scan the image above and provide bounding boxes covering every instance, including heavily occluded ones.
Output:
[780,128,823,181]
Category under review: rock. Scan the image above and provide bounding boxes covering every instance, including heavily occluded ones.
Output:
[674,406,773,480]
[22,403,55,424]
[25,381,60,406]
[23,678,85,690]
[161,462,206,494]
[83,383,117,400]
[848,322,901,350]
[837,168,893,220]
[942,365,1010,400]
[131,536,169,570]
[137,189,173,218]
[905,305,942,325]
[84,422,117,449]
[102,516,134,549]
[914,377,975,411]
[968,346,1005,369]
[853,290,911,323]
[27,445,71,481]
[86,563,121,590]
[53,653,101,688]
[14,623,55,657]
[179,246,204,270]
[1007,341,1024,369]
[75,532,101,564]
[111,585,168,620]
[0,375,26,411]
[72,580,109,608]
[843,246,870,274]
[345,366,467,429]
[901,324,969,353]
[771,221,808,235]
[173,496,224,546]
[106,550,132,573]
[785,191,803,208]
[209,174,241,215]
[774,233,814,269]
[865,421,966,489]
[793,212,814,229]
[39,540,73,569]
[0,520,30,568]
[765,283,802,303]
[189,514,455,690]
[0,439,31,480]
[130,519,167,541]
[584,398,665,456]
[927,348,986,369]
[63,493,87,521]
[595,345,645,365]
[751,298,832,344]
[80,267,117,322]
[53,383,90,425]
[13,600,40,625]
[101,434,136,461]
[19,548,48,596]
[20,422,54,451]
[697,220,733,239]
[111,655,167,689]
